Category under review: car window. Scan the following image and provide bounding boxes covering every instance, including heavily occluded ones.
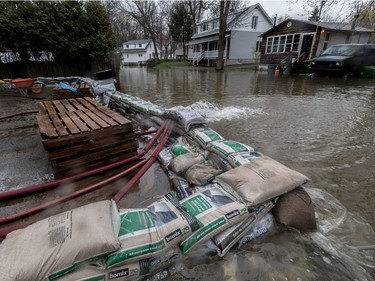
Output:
[321,45,362,56]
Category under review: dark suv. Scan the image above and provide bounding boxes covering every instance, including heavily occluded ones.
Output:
[309,44,375,77]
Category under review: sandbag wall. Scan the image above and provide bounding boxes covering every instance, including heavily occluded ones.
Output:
[0,91,316,281]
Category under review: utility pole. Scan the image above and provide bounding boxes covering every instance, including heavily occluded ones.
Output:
[348,13,360,43]
[309,0,326,59]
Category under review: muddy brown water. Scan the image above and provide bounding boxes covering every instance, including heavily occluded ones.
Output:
[0,69,374,280]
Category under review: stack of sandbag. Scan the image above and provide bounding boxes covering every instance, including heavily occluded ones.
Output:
[0,200,121,281]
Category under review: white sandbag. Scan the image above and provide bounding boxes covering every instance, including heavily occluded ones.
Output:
[217,156,310,206]
[188,127,224,148]
[227,151,263,167]
[207,140,254,159]
[209,199,275,257]
[57,247,181,281]
[206,152,232,172]
[185,162,222,186]
[167,106,207,132]
[238,212,276,247]
[105,193,199,267]
[179,182,249,254]
[166,170,189,200]
[0,200,121,281]
[158,147,174,168]
[168,152,204,175]
[170,144,194,157]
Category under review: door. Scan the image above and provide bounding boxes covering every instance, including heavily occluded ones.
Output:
[299,34,314,61]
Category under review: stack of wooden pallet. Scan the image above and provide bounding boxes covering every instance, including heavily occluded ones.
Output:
[36,97,138,178]
[52,82,92,100]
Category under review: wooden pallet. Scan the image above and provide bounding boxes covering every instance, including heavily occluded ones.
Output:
[52,82,92,100]
[37,97,138,178]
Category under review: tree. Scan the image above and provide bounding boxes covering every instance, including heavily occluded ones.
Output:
[0,1,117,62]
[216,0,231,71]
[121,1,161,60]
[169,2,194,57]
[309,6,320,21]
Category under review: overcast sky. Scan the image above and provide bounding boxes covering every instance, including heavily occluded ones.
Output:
[259,0,307,19]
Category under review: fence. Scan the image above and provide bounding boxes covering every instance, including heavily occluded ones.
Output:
[0,59,113,79]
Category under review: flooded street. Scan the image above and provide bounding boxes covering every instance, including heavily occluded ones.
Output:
[119,67,375,280]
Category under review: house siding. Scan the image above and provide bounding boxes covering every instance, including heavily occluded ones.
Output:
[260,20,318,64]
[187,4,273,66]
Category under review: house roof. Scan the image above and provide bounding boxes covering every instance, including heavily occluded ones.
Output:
[191,3,273,40]
[261,18,375,36]
[123,39,152,45]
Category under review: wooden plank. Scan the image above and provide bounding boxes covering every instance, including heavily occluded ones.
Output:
[44,101,57,116]
[81,108,110,129]
[37,115,58,138]
[53,143,139,171]
[79,99,118,126]
[59,99,76,112]
[48,113,69,136]
[48,135,138,160]
[69,98,86,111]
[74,110,101,131]
[41,124,135,150]
[37,102,48,115]
[53,100,67,114]
[60,112,80,135]
[65,111,90,133]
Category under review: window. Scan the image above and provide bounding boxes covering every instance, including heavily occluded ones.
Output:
[325,33,331,41]
[200,24,208,32]
[255,41,261,52]
[126,45,129,48]
[139,44,142,47]
[266,34,301,54]
[251,16,258,29]
[138,54,143,57]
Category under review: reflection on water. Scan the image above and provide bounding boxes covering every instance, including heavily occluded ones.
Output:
[119,67,375,280]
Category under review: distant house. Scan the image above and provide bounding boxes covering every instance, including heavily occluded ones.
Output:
[187,3,273,67]
[122,39,156,65]
[259,19,375,66]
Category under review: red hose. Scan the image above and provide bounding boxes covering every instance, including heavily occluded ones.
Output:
[0,120,172,229]
[113,120,173,203]
[0,121,167,201]
[0,159,147,226]
[0,110,39,120]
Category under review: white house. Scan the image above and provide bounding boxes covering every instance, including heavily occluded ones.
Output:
[122,39,156,65]
[187,3,274,66]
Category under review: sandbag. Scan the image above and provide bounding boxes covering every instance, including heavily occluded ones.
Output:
[57,247,181,281]
[272,186,317,231]
[209,199,275,257]
[238,212,276,247]
[207,140,254,159]
[106,193,199,267]
[166,170,190,199]
[168,152,204,175]
[167,106,207,132]
[227,151,263,167]
[179,182,249,254]
[217,156,310,206]
[0,200,121,281]
[206,152,232,172]
[185,162,222,186]
[188,127,224,148]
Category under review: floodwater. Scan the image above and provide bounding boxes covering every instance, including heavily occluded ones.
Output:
[119,67,375,281]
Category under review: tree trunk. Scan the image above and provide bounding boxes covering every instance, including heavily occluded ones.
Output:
[216,1,231,71]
